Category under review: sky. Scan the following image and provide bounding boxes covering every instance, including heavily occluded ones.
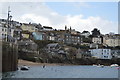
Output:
[0,2,118,34]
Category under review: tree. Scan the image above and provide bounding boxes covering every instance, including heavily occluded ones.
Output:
[67,47,77,59]
[91,28,101,37]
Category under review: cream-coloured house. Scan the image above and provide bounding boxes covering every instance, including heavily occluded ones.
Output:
[21,23,38,32]
[103,34,120,47]
[105,38,120,47]
[92,36,102,44]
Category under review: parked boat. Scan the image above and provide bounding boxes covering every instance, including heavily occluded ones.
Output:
[97,64,104,68]
[20,65,30,70]
[93,64,97,66]
[110,64,119,67]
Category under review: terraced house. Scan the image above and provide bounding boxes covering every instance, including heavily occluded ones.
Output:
[103,34,120,47]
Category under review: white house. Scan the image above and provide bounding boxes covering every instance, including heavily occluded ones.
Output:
[0,20,16,42]
[81,31,90,38]
[92,36,102,44]
[89,49,112,59]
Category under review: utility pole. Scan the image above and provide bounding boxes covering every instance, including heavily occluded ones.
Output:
[7,6,12,42]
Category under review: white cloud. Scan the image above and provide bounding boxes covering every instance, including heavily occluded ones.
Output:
[0,2,118,34]
[21,14,52,26]
[50,12,59,16]
[20,13,117,34]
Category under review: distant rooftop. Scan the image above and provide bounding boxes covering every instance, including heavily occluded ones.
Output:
[43,26,53,29]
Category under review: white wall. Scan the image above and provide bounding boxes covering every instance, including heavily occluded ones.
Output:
[43,28,53,31]
[90,49,112,59]
[92,37,102,44]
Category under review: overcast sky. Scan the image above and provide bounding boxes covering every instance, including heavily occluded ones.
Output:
[0,2,118,34]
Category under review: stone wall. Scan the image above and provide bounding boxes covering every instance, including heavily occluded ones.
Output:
[2,42,18,72]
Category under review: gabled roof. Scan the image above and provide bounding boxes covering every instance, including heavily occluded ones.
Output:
[43,26,53,29]
[47,43,59,47]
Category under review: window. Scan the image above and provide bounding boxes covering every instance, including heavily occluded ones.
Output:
[104,56,108,58]
[5,34,6,37]
[9,29,11,32]
[104,50,106,53]
[2,28,4,31]
[5,29,6,32]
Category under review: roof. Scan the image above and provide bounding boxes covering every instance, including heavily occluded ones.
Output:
[43,26,53,29]
[71,34,81,37]
[82,31,90,33]
[47,43,59,47]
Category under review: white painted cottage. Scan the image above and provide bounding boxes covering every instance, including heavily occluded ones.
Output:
[89,49,112,59]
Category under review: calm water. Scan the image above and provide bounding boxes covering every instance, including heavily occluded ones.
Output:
[2,66,119,78]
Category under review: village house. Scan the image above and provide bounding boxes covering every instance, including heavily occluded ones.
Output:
[71,34,81,44]
[45,43,67,57]
[92,36,103,44]
[0,23,8,41]
[21,23,38,32]
[61,32,81,44]
[55,31,66,43]
[31,23,43,31]
[103,34,120,47]
[46,32,56,41]
[32,32,45,40]
[21,31,31,39]
[80,35,92,46]
[18,40,38,53]
[81,31,90,38]
[70,29,81,35]
[46,43,61,53]
[90,43,99,49]
[111,49,120,58]
[13,26,22,41]
[10,22,22,41]
[76,48,91,59]
[0,20,15,42]
[89,48,112,59]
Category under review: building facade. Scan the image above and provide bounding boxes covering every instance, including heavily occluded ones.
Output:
[21,23,38,32]
[90,49,112,59]
[103,34,120,47]
[92,36,102,44]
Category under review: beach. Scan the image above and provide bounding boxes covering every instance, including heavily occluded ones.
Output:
[18,59,73,66]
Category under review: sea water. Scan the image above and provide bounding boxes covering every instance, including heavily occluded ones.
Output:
[2,66,119,78]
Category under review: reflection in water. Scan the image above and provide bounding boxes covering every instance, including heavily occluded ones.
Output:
[2,66,118,78]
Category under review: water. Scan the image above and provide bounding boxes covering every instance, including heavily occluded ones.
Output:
[2,66,119,78]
